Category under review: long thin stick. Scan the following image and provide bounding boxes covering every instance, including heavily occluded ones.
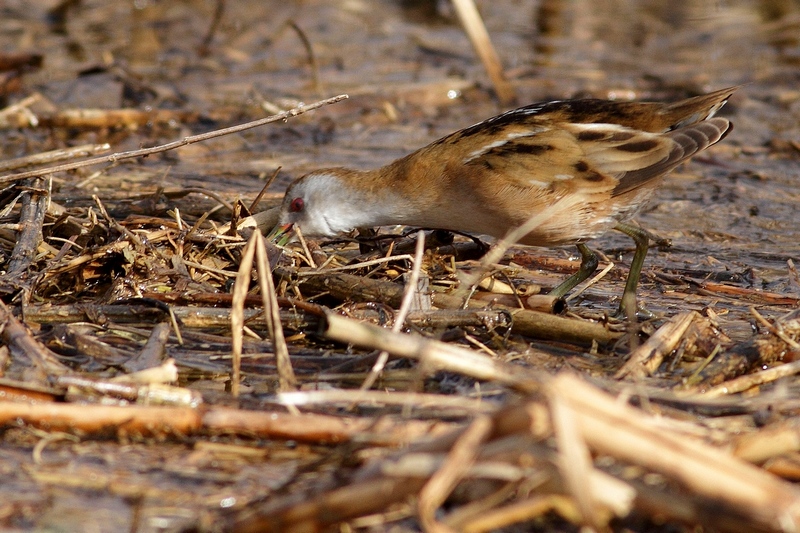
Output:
[360,230,426,390]
[0,94,349,185]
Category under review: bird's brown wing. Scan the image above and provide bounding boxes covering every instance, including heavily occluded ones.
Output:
[610,117,732,197]
[459,118,731,199]
[460,123,675,197]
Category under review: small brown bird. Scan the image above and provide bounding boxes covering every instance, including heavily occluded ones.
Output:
[274,87,736,317]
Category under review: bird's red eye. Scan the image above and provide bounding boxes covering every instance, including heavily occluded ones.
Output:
[289,197,304,213]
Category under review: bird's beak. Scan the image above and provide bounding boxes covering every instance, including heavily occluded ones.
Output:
[267,222,295,246]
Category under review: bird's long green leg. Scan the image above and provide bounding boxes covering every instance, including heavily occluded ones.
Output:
[549,243,599,298]
[614,221,654,319]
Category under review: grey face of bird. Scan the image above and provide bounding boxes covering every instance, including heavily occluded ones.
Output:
[275,170,385,240]
[275,172,338,238]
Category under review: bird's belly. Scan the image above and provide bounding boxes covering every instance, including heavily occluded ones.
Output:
[405,185,653,247]
[417,207,617,247]
[514,217,617,246]
[512,189,657,246]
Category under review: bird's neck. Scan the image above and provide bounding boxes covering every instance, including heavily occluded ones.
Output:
[327,164,426,229]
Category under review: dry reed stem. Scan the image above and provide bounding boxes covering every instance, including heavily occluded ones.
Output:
[735,420,800,464]
[277,389,495,415]
[230,233,258,397]
[0,402,204,436]
[549,373,800,531]
[292,269,619,344]
[219,205,280,235]
[230,475,427,533]
[109,359,179,386]
[788,258,800,290]
[291,225,317,268]
[565,260,614,302]
[59,374,199,406]
[393,231,427,330]
[458,495,578,533]
[23,302,317,330]
[287,20,324,98]
[710,358,800,398]
[167,306,184,346]
[321,312,541,392]
[248,167,281,213]
[615,311,699,379]
[523,294,565,313]
[549,391,604,529]
[471,292,566,314]
[404,309,511,329]
[0,107,197,129]
[478,275,515,294]
[675,274,800,306]
[197,0,224,56]
[295,254,416,275]
[254,232,296,391]
[440,480,534,531]
[450,0,515,105]
[0,93,41,124]
[0,399,451,444]
[125,322,171,372]
[419,415,493,533]
[751,306,800,350]
[222,370,800,532]
[203,406,454,444]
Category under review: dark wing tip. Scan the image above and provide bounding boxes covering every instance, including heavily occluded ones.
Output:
[612,117,732,197]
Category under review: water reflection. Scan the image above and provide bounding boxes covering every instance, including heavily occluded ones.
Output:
[532,0,799,87]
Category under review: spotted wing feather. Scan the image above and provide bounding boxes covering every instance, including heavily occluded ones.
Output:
[460,127,620,193]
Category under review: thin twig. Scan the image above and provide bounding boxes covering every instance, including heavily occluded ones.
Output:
[360,231,426,390]
[454,197,573,307]
[0,94,349,185]
[293,225,317,269]
[288,20,324,98]
[198,0,225,56]
[566,261,614,302]
[296,254,415,275]
[248,166,281,213]
[0,143,110,173]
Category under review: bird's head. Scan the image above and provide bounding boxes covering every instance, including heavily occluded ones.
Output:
[271,169,373,242]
